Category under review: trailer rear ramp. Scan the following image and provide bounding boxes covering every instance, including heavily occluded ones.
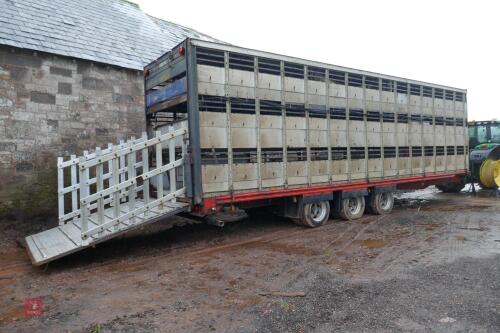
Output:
[25,126,190,265]
[26,201,189,265]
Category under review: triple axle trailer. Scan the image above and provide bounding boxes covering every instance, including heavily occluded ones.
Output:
[144,38,468,225]
[25,38,468,265]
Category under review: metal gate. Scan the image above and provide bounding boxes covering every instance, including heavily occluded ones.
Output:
[25,126,190,265]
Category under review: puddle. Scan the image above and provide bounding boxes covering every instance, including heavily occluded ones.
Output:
[0,305,26,324]
[354,239,385,249]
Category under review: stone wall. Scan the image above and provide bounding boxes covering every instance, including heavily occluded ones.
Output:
[0,46,146,219]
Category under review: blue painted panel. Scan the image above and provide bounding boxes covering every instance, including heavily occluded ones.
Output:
[146,77,187,107]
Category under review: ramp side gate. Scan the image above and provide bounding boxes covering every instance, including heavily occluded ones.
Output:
[25,126,190,265]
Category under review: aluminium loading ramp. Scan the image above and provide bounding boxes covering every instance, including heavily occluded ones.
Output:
[25,126,190,265]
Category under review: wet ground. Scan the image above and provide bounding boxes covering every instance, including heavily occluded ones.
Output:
[0,187,499,332]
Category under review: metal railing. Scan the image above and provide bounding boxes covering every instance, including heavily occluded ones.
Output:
[56,126,188,245]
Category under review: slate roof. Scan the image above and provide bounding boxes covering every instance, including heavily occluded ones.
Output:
[0,0,219,70]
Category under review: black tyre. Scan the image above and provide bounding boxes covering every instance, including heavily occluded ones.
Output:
[339,196,365,220]
[436,181,465,193]
[369,192,394,215]
[298,201,330,228]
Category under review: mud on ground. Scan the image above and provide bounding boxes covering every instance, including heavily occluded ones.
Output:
[1,187,499,332]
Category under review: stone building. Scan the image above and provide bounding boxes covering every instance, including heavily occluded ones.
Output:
[0,0,217,217]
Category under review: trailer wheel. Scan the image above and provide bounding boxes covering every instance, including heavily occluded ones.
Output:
[339,197,365,220]
[369,192,394,215]
[299,201,330,227]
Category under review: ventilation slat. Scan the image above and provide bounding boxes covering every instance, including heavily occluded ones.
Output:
[260,100,282,116]
[262,148,283,162]
[330,107,346,120]
[258,58,280,75]
[199,95,226,113]
[230,98,255,114]
[197,47,224,67]
[310,147,328,161]
[229,52,254,72]
[286,103,305,117]
[284,62,304,79]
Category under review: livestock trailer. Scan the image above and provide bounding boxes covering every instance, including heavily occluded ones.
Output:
[25,38,469,265]
[144,38,468,225]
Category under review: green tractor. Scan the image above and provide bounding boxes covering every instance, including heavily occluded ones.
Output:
[467,120,500,189]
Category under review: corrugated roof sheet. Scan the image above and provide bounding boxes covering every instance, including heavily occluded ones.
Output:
[0,0,219,70]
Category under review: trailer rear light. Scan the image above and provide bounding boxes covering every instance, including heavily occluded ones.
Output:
[178,46,185,56]
[144,69,149,77]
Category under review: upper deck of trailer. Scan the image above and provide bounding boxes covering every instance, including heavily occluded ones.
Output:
[145,38,467,95]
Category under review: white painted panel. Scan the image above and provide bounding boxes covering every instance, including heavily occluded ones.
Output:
[231,128,256,148]
[310,161,328,176]
[228,68,255,87]
[286,117,306,130]
[365,89,380,102]
[230,114,256,128]
[261,162,283,180]
[307,81,326,96]
[398,157,410,175]
[309,117,327,130]
[260,129,282,148]
[368,159,382,172]
[331,130,347,146]
[367,132,381,147]
[425,156,435,173]
[284,77,304,93]
[198,82,225,96]
[309,130,328,147]
[349,121,365,147]
[331,160,348,179]
[286,129,306,146]
[382,132,395,146]
[330,119,347,131]
[329,83,346,98]
[307,94,326,105]
[200,112,227,127]
[348,87,363,99]
[256,88,281,101]
[197,64,225,84]
[228,85,255,99]
[257,73,281,90]
[283,91,304,104]
[436,156,445,172]
[329,97,346,108]
[200,127,227,148]
[409,95,420,107]
[202,165,228,193]
[383,158,397,176]
[232,163,258,182]
[350,159,366,179]
[381,91,395,104]
[260,115,282,129]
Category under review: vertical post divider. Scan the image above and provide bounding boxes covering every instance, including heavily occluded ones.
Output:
[70,154,77,224]
[57,157,64,226]
[141,132,150,216]
[181,129,187,193]
[128,148,137,225]
[168,126,176,202]
[80,151,89,245]
[96,147,104,237]
[155,130,163,207]
[112,145,121,231]
[119,139,126,202]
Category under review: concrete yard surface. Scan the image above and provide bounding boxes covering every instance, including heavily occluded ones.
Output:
[0,187,499,332]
